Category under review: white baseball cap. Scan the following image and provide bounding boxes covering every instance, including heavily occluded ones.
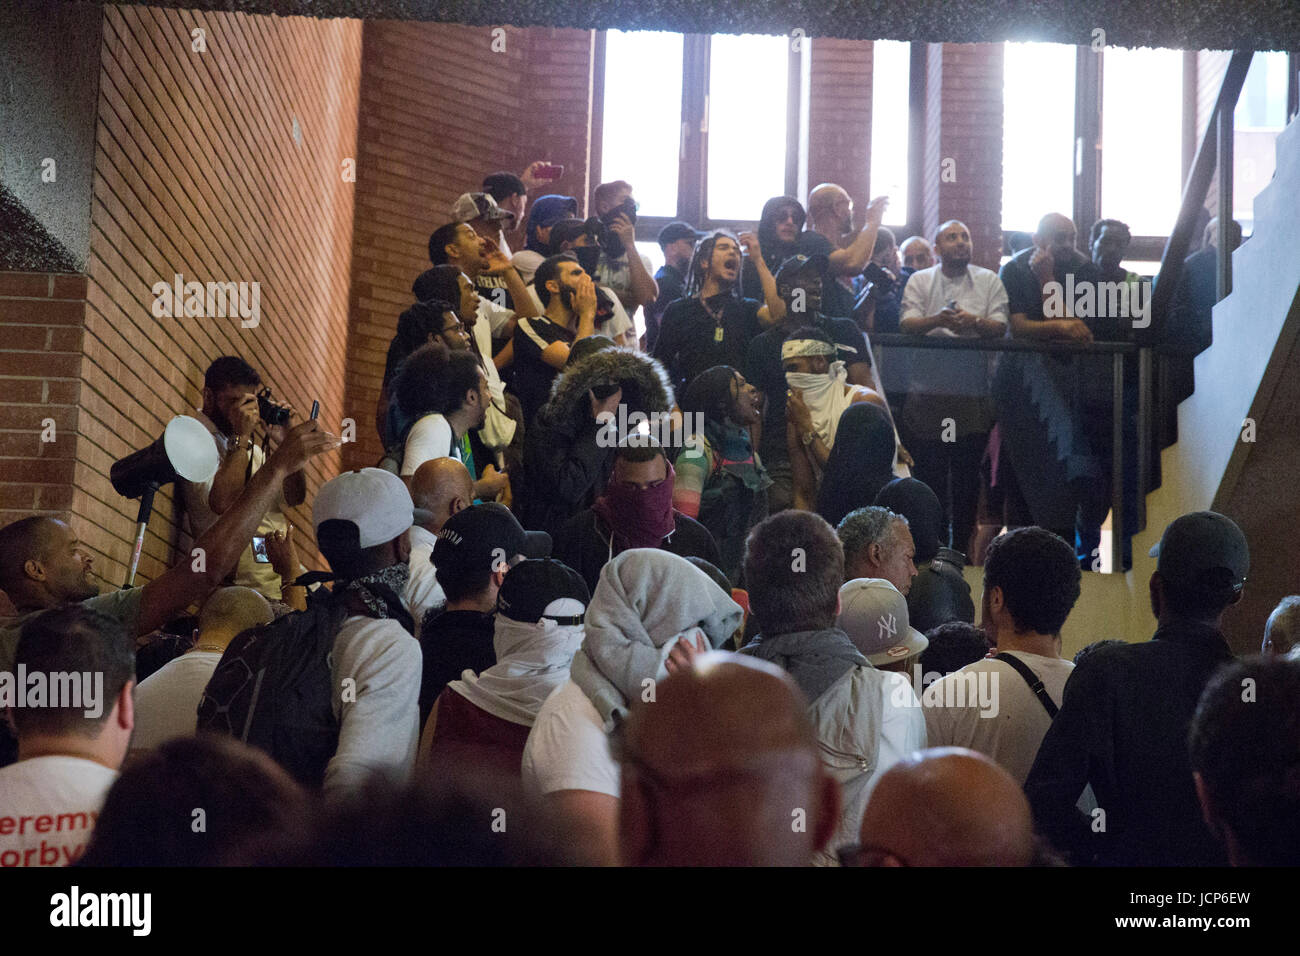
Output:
[313,468,414,549]
[837,578,928,666]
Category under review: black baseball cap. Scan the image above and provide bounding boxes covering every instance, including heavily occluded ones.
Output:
[658,221,706,248]
[774,253,830,286]
[496,559,590,624]
[1149,511,1249,596]
[433,503,551,575]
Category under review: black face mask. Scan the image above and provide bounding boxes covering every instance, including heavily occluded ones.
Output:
[574,244,602,275]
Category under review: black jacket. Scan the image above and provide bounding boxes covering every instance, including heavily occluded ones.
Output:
[418,610,496,727]
[1024,618,1233,866]
[554,509,722,595]
[520,347,675,537]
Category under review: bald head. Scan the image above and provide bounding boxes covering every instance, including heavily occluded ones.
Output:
[899,236,935,271]
[808,183,852,234]
[934,220,972,270]
[1264,596,1300,656]
[1034,213,1078,260]
[410,457,474,532]
[197,587,273,643]
[857,747,1035,866]
[617,652,839,866]
[0,516,60,591]
[0,516,98,607]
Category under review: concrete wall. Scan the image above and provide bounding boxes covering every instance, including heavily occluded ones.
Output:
[0,0,102,268]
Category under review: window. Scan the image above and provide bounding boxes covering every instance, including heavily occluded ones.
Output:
[599,30,800,233]
[601,30,684,218]
[1234,51,1289,234]
[1002,42,1077,234]
[1100,47,1184,236]
[706,34,790,221]
[870,39,911,226]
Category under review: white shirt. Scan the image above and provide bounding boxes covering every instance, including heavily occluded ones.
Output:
[595,250,655,306]
[900,263,1008,396]
[181,411,289,599]
[922,650,1074,785]
[325,615,422,797]
[403,525,445,640]
[0,756,118,867]
[400,414,460,478]
[130,650,223,754]
[521,678,619,797]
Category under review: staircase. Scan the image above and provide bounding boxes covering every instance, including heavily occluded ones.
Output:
[1088,113,1300,653]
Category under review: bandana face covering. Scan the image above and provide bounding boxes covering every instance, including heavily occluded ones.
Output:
[593,461,678,550]
[786,361,850,446]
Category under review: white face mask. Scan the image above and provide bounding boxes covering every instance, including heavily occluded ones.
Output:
[786,361,850,445]
[785,360,847,398]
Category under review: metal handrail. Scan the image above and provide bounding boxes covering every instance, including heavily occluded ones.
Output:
[869,333,1137,354]
[870,332,1150,573]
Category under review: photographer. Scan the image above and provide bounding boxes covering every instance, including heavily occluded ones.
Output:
[181,357,307,601]
[590,181,659,312]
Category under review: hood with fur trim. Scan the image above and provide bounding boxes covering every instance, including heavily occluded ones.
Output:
[538,346,675,429]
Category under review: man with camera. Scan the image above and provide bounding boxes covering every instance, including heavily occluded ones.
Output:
[181,356,308,602]
[591,180,659,313]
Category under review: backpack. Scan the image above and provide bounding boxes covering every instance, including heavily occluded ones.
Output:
[197,588,352,789]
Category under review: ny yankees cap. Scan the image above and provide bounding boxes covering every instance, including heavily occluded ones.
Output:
[837,578,928,666]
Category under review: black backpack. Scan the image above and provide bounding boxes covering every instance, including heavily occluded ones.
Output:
[196,588,353,789]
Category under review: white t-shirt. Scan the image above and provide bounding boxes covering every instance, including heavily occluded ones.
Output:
[922,650,1074,785]
[400,414,460,478]
[521,678,619,797]
[476,292,516,341]
[403,525,445,640]
[0,756,118,867]
[899,264,1008,397]
[595,250,655,305]
[130,650,223,754]
[325,615,422,797]
[180,411,289,600]
[511,249,545,285]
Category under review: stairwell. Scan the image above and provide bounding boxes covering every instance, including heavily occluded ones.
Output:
[1061,114,1300,654]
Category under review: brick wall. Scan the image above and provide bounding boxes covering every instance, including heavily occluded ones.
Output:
[807,38,873,212]
[77,6,361,587]
[0,273,86,547]
[341,22,594,472]
[920,43,1005,270]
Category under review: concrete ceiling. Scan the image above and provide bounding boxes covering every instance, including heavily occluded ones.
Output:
[79,0,1300,52]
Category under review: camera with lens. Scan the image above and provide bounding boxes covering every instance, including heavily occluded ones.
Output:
[257,387,291,428]
[582,196,639,257]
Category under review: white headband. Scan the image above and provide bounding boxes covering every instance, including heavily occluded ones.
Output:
[781,338,837,361]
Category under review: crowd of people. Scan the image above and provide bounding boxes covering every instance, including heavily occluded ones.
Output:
[0,164,1290,869]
